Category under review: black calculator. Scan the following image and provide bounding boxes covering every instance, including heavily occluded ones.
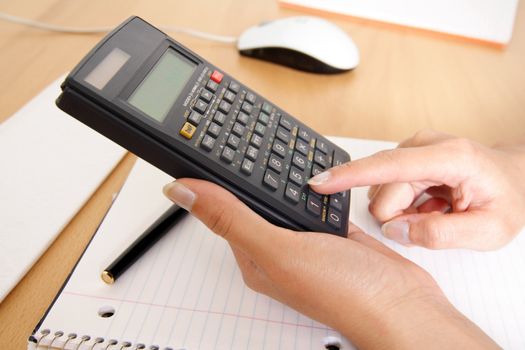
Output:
[56,16,351,236]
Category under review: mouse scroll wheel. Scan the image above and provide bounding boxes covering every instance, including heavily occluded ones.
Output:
[258,20,274,27]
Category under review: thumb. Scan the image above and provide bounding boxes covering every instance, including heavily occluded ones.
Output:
[381,211,506,251]
[163,178,284,256]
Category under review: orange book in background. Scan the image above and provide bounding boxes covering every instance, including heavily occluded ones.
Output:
[279,0,520,48]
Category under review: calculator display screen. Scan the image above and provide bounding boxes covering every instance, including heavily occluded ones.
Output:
[128,48,196,123]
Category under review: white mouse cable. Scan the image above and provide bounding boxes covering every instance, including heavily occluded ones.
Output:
[0,12,238,44]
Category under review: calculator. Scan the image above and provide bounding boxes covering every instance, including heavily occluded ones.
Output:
[56,17,351,236]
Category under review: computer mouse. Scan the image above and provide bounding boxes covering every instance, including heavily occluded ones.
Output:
[237,16,359,74]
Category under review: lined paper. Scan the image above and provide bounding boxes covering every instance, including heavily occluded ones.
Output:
[35,158,347,350]
[32,137,525,349]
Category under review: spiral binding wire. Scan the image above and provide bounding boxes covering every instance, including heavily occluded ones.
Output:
[32,328,187,350]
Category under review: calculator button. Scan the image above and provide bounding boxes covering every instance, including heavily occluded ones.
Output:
[194,100,208,114]
[237,112,249,125]
[188,111,202,126]
[241,158,254,175]
[262,102,273,115]
[272,139,287,158]
[284,183,301,204]
[229,81,240,93]
[232,122,245,137]
[200,134,215,152]
[223,90,236,104]
[207,122,221,138]
[245,145,259,161]
[298,129,312,143]
[241,101,253,114]
[206,80,218,93]
[200,89,213,103]
[292,152,307,170]
[268,153,283,173]
[329,194,343,211]
[219,100,231,114]
[263,169,280,191]
[227,134,240,149]
[295,139,310,156]
[314,150,328,168]
[179,122,197,139]
[275,127,290,144]
[254,122,266,136]
[288,166,304,186]
[327,208,342,229]
[333,151,346,167]
[311,164,323,177]
[279,115,293,131]
[211,70,224,83]
[221,146,235,163]
[306,195,322,217]
[245,92,256,104]
[258,112,270,125]
[316,139,329,154]
[213,111,226,125]
[250,134,263,148]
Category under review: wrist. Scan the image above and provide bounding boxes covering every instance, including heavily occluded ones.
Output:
[343,292,499,349]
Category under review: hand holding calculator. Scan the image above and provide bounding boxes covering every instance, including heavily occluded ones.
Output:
[57,16,351,236]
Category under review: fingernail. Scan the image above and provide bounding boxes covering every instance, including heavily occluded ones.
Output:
[163,181,196,211]
[381,220,411,245]
[308,171,331,186]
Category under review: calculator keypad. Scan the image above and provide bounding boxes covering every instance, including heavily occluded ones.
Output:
[179,68,349,234]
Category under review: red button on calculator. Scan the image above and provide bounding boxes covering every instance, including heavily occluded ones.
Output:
[211,70,223,83]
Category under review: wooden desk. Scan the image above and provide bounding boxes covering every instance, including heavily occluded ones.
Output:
[0,0,523,348]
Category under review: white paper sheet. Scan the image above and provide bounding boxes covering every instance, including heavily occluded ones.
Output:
[0,75,126,302]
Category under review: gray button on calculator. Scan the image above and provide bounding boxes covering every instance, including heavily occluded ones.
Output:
[254,122,266,136]
[251,134,263,148]
[219,100,231,114]
[245,92,256,104]
[232,122,245,137]
[272,140,287,158]
[263,169,280,191]
[206,80,218,92]
[200,89,213,103]
[188,111,202,126]
[213,111,226,125]
[295,139,309,156]
[221,146,235,163]
[241,102,253,114]
[223,90,236,104]
[245,146,258,161]
[227,134,240,149]
[327,208,342,229]
[288,167,304,186]
[279,115,293,131]
[194,100,208,114]
[207,122,221,137]
[228,81,240,93]
[306,195,322,217]
[241,158,254,175]
[237,112,249,125]
[285,183,301,204]
[258,112,270,125]
[200,135,215,152]
[268,153,283,173]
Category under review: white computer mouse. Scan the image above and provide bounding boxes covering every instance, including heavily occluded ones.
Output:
[237,16,359,74]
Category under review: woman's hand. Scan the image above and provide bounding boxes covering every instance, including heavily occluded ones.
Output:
[163,178,498,349]
[309,130,525,251]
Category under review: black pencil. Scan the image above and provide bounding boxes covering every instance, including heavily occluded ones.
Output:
[101,205,187,284]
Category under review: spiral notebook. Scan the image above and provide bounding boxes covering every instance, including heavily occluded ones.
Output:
[28,137,525,349]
